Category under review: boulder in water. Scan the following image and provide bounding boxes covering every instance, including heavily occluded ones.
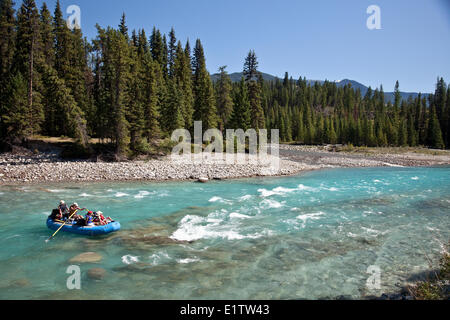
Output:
[87,268,106,280]
[9,278,31,288]
[198,177,209,183]
[69,252,102,263]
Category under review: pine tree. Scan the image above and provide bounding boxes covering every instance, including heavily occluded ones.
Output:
[173,41,194,130]
[243,50,264,130]
[41,66,89,147]
[39,3,54,68]
[0,0,15,81]
[398,121,408,147]
[53,0,70,79]
[140,47,161,141]
[394,80,401,111]
[427,106,445,149]
[13,0,44,138]
[229,77,251,131]
[119,13,128,38]
[125,45,145,152]
[215,66,234,130]
[167,27,177,78]
[0,0,16,141]
[192,39,217,130]
[94,26,131,157]
[2,72,29,141]
[164,78,185,132]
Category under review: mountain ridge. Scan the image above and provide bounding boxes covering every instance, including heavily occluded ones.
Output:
[211,72,431,104]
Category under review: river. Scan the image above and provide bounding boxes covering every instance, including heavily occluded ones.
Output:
[0,166,449,299]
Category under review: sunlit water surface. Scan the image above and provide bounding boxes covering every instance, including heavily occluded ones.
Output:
[0,166,449,300]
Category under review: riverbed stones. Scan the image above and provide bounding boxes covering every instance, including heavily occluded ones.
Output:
[69,252,102,263]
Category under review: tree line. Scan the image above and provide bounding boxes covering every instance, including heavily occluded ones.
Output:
[0,0,449,160]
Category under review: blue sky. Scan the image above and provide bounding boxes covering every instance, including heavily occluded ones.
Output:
[18,0,450,93]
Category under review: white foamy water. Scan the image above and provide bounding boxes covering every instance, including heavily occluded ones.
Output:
[239,195,252,201]
[296,212,325,227]
[229,212,252,219]
[134,191,153,199]
[411,177,420,181]
[361,226,380,235]
[149,251,171,265]
[79,193,93,197]
[114,192,129,198]
[260,199,285,209]
[258,186,296,197]
[170,214,268,242]
[121,255,140,265]
[48,189,65,193]
[297,184,317,192]
[177,258,200,264]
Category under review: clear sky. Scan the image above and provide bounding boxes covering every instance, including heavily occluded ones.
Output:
[19,0,450,93]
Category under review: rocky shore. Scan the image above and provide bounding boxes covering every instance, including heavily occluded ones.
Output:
[1,145,449,184]
[0,152,313,184]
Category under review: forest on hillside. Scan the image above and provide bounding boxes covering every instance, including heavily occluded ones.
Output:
[0,0,449,159]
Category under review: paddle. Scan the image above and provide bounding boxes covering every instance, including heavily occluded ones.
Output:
[46,209,83,242]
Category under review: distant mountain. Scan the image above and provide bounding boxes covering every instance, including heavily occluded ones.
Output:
[211,72,430,104]
[211,72,278,83]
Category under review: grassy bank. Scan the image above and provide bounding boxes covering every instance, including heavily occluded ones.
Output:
[409,246,450,300]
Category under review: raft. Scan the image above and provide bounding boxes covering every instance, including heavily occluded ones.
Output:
[46,218,121,236]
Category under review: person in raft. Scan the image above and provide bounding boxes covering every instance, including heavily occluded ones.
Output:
[93,211,113,226]
[76,211,95,226]
[58,200,69,220]
[68,203,87,221]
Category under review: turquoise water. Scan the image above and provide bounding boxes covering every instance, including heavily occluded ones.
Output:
[0,167,449,300]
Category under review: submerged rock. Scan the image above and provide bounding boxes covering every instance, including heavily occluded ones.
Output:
[69,252,102,263]
[9,278,31,288]
[87,268,106,280]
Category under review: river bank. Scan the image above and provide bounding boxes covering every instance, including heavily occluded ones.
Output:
[1,145,450,184]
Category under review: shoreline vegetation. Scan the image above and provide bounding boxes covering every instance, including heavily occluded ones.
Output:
[1,137,449,185]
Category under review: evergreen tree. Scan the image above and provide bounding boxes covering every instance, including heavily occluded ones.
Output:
[192,39,217,130]
[119,13,128,38]
[427,106,445,149]
[215,66,234,130]
[167,27,177,78]
[13,0,44,138]
[39,3,54,68]
[173,41,194,130]
[41,66,88,147]
[0,0,16,141]
[140,48,161,141]
[394,80,401,111]
[243,50,264,130]
[1,72,29,141]
[229,77,251,131]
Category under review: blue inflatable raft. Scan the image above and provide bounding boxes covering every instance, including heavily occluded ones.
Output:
[47,218,121,236]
